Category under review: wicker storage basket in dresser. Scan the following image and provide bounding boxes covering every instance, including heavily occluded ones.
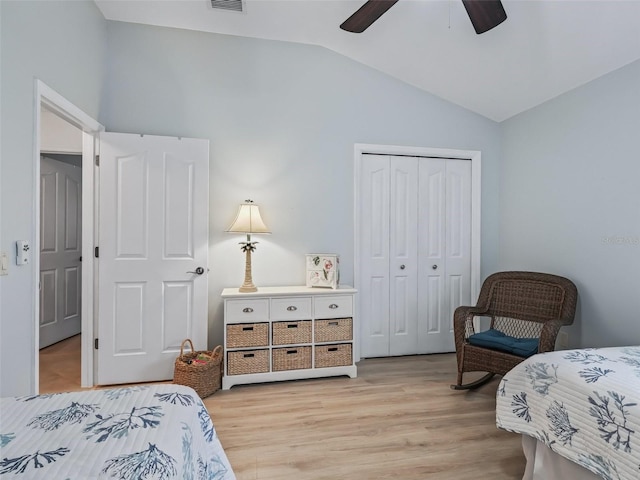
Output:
[315,343,353,368]
[315,318,352,343]
[227,349,269,375]
[272,320,312,345]
[272,346,312,371]
[226,323,269,348]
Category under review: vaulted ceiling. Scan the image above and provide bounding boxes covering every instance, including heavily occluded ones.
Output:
[94,0,640,122]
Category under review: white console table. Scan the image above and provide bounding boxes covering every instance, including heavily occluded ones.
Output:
[221,286,357,390]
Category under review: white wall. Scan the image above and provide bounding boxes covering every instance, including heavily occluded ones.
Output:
[5,0,636,397]
[101,21,502,351]
[500,59,640,349]
[0,0,106,396]
[41,107,83,154]
[0,3,504,397]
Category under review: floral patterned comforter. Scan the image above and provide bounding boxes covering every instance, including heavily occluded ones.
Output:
[0,384,235,479]
[496,346,640,480]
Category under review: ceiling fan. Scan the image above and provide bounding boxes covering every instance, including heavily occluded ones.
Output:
[340,0,507,34]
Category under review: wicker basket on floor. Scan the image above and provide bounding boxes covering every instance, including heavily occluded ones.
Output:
[173,339,223,399]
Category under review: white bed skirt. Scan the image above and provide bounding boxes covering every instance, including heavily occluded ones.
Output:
[522,435,601,480]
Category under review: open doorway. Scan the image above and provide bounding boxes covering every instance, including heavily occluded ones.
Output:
[38,106,83,393]
[33,80,103,394]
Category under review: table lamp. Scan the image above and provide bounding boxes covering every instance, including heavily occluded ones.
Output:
[226,199,271,292]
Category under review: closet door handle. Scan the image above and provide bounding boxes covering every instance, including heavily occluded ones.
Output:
[432,265,438,270]
[400,265,406,270]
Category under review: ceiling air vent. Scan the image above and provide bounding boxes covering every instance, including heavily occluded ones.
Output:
[210,0,244,13]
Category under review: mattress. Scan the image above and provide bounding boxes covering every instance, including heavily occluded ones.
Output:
[0,384,235,479]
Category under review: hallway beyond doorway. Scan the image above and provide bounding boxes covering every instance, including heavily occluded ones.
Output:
[39,334,81,393]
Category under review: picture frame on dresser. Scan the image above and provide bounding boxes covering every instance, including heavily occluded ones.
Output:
[221,285,357,389]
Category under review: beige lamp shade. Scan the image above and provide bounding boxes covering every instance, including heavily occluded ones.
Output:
[226,202,271,234]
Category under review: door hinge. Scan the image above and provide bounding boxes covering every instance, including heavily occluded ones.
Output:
[94,338,99,350]
[95,246,99,258]
[95,154,100,166]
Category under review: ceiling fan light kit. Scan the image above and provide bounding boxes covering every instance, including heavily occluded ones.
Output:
[340,0,507,34]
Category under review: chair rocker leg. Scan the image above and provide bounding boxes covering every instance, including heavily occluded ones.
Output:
[450,373,495,390]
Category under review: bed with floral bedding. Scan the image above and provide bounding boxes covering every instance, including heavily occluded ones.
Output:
[0,384,235,479]
[496,346,640,480]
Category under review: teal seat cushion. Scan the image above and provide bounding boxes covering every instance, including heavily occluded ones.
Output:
[467,328,539,358]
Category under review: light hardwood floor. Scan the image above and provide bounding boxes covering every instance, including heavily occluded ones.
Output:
[39,333,82,393]
[41,337,526,479]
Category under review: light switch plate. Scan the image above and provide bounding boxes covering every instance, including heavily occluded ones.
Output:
[16,240,30,265]
[0,252,8,275]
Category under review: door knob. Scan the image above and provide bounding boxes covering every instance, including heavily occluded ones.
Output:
[400,265,406,270]
[187,267,205,275]
[432,265,438,270]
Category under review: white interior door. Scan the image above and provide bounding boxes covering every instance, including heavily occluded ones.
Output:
[97,133,209,385]
[39,156,82,348]
[418,159,471,353]
[359,154,391,358]
[389,156,419,356]
[443,159,472,350]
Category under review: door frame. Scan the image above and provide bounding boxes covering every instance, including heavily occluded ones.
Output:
[353,143,482,361]
[33,80,104,392]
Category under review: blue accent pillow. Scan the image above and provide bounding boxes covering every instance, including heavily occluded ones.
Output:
[467,328,539,358]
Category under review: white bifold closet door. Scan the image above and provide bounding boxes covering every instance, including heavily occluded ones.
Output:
[359,154,472,358]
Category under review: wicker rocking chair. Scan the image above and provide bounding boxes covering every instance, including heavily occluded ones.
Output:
[451,271,578,390]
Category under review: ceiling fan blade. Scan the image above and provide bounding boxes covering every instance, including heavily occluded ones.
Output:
[462,0,507,34]
[340,0,399,33]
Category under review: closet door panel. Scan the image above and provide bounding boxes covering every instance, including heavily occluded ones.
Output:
[360,155,391,357]
[443,159,472,352]
[417,159,447,353]
[389,157,419,356]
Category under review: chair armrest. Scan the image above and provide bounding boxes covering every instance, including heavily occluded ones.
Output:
[453,306,485,344]
[538,317,572,353]
[453,306,486,368]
